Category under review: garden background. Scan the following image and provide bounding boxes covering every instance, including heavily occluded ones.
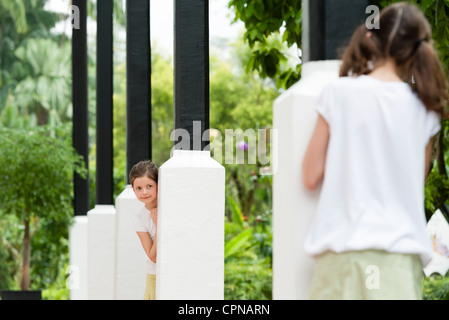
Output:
[0,0,448,300]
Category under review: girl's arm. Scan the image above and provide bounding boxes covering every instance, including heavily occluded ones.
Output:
[302,115,330,191]
[135,208,158,263]
[149,233,157,263]
[148,208,157,263]
[136,232,156,263]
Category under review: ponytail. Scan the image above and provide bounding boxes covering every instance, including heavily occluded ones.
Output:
[408,41,449,117]
[339,25,381,77]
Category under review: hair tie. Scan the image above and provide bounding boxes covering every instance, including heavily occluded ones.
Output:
[410,38,427,57]
[416,38,427,46]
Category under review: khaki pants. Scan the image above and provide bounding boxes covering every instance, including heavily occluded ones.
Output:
[143,274,156,300]
[308,250,423,300]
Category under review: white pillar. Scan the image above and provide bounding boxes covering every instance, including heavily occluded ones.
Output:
[156,150,225,300]
[272,60,340,300]
[114,186,147,300]
[68,215,88,300]
[87,205,116,300]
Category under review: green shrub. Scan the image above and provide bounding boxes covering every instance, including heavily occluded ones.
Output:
[423,272,449,300]
[225,257,272,300]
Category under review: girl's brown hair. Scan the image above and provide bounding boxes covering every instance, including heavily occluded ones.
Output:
[129,160,158,186]
[339,2,448,117]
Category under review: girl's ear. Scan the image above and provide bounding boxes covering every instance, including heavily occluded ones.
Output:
[366,31,372,39]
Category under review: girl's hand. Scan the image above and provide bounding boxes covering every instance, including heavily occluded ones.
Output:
[151,207,158,226]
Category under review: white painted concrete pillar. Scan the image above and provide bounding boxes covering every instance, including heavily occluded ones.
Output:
[87,205,116,300]
[272,60,341,300]
[156,150,225,300]
[68,215,88,300]
[114,186,147,300]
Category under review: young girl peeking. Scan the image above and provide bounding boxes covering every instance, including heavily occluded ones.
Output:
[302,2,448,300]
[130,160,159,300]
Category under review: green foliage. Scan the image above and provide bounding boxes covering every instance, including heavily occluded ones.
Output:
[0,0,28,34]
[224,217,272,300]
[30,215,72,294]
[423,272,449,300]
[228,0,302,89]
[225,228,253,259]
[224,173,273,299]
[41,262,70,300]
[229,0,301,48]
[0,126,86,290]
[0,212,20,290]
[151,53,175,167]
[0,0,68,125]
[10,38,72,126]
[0,126,86,221]
[225,257,272,300]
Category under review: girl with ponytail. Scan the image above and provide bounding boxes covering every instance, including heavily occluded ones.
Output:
[302,2,448,300]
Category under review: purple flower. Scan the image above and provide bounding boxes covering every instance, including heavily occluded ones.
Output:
[236,140,248,151]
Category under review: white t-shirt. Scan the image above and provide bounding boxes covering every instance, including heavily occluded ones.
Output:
[133,206,157,275]
[304,75,441,267]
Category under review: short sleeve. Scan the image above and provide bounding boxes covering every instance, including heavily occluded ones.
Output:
[133,212,147,233]
[425,110,441,141]
[315,82,334,125]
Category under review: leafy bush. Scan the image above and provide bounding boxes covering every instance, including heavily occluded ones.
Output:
[423,272,449,300]
[224,171,273,300]
[225,257,272,300]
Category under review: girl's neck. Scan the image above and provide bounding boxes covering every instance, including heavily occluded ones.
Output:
[145,202,157,211]
[368,59,403,82]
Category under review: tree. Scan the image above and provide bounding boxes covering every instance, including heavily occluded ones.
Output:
[0,0,63,122]
[228,0,302,89]
[9,38,72,126]
[0,0,27,35]
[0,126,86,290]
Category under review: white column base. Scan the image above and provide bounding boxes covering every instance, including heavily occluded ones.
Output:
[273,60,341,300]
[156,150,225,300]
[114,185,147,300]
[87,205,116,300]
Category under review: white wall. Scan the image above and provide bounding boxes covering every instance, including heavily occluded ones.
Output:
[272,60,341,300]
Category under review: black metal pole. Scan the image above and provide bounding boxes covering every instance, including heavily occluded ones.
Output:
[174,0,210,151]
[304,0,380,62]
[96,0,114,204]
[72,0,89,215]
[126,0,152,182]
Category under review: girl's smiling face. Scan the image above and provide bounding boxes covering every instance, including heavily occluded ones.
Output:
[132,176,158,209]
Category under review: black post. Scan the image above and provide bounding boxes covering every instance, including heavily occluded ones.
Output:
[126,0,152,182]
[96,0,114,204]
[72,0,89,215]
[303,0,380,62]
[174,0,210,151]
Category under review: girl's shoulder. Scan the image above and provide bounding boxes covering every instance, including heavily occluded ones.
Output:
[318,76,365,99]
[321,76,364,91]
[323,75,411,96]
